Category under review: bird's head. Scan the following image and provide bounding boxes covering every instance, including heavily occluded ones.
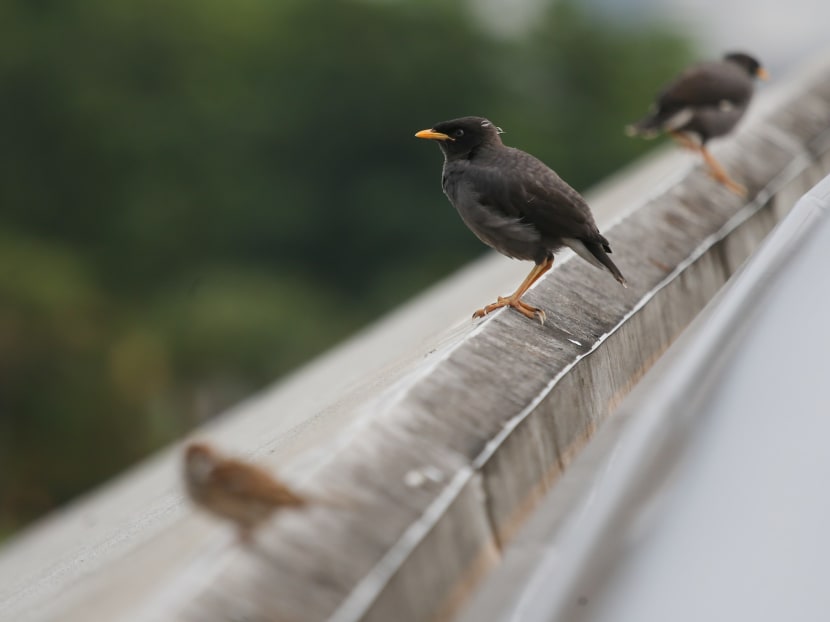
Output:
[415,116,504,159]
[724,52,769,80]
[184,442,218,484]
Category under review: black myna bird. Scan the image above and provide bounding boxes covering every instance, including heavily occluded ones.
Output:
[627,52,768,196]
[416,116,626,324]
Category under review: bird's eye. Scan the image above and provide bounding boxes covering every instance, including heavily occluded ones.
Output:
[453,129,465,138]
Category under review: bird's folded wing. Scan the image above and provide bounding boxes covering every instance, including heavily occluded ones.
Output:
[475,155,599,240]
[659,64,751,111]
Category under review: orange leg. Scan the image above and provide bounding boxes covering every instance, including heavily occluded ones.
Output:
[700,146,747,197]
[473,256,553,324]
[670,131,746,196]
[669,131,700,151]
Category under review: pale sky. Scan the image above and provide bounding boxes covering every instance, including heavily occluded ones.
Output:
[468,0,830,76]
[636,0,830,74]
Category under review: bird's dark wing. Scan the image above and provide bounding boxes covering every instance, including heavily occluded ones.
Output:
[658,62,752,113]
[474,148,601,242]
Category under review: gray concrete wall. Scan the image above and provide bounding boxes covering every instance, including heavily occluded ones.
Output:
[2,50,830,622]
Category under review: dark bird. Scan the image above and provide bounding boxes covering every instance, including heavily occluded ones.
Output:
[626,52,768,196]
[416,116,626,324]
[183,442,307,541]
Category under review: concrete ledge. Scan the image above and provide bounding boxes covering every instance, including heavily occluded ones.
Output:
[3,51,830,622]
[456,172,830,622]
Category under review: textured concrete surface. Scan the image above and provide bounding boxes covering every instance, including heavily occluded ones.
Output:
[2,50,830,622]
[457,172,830,622]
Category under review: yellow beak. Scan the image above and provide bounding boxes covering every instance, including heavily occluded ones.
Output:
[415,129,453,141]
[757,67,770,80]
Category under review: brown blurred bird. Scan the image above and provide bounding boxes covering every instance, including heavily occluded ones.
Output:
[626,52,768,196]
[416,116,625,324]
[183,442,307,541]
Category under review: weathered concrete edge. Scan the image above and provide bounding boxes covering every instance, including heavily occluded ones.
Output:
[456,170,830,622]
[360,164,830,622]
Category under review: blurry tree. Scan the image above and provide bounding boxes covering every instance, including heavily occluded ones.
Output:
[0,0,693,537]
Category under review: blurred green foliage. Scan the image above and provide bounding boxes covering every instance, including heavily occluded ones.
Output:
[0,0,693,536]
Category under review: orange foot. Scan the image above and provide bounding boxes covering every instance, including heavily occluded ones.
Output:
[473,295,546,324]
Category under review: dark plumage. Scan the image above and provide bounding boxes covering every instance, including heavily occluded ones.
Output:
[416,116,625,323]
[627,52,768,195]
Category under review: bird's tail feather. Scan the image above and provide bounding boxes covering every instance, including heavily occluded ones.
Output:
[625,115,661,139]
[564,239,627,287]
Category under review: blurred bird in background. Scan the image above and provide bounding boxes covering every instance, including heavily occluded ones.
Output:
[627,52,768,196]
[183,442,307,541]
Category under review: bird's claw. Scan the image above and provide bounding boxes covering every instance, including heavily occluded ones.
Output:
[515,300,545,325]
[472,297,545,324]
